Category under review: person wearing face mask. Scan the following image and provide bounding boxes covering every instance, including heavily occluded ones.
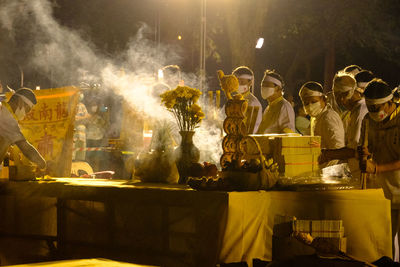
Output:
[232,66,262,133]
[256,70,295,134]
[326,65,363,132]
[299,82,345,158]
[0,88,46,172]
[358,79,400,259]
[319,73,369,175]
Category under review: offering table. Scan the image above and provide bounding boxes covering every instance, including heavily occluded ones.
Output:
[0,179,392,266]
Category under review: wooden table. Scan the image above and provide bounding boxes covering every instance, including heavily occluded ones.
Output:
[4,258,156,266]
[0,179,392,266]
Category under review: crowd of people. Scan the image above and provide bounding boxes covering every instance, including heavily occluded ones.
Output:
[230,64,400,257]
[1,63,400,259]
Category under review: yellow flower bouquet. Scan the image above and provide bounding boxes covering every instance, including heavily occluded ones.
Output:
[160,86,205,131]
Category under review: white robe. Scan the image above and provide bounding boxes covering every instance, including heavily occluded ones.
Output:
[257,96,295,134]
[311,104,345,150]
[345,99,368,149]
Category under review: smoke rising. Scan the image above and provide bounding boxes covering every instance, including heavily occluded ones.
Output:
[0,0,222,166]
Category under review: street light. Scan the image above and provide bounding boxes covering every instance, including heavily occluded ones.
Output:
[158,69,164,81]
[256,38,264,49]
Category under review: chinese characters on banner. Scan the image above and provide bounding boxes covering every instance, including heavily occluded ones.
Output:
[18,87,79,176]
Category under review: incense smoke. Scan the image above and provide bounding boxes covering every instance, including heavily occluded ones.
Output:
[0,0,222,166]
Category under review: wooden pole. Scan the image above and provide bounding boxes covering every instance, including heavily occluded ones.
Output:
[360,119,369,189]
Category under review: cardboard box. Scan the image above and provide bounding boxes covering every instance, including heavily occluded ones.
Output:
[282,154,319,177]
[273,135,321,155]
[249,135,322,177]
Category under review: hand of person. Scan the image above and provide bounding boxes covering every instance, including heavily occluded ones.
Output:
[309,141,321,148]
[318,149,330,164]
[35,166,47,177]
[357,145,371,159]
[360,158,377,174]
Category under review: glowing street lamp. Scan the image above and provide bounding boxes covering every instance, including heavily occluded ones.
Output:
[158,69,164,81]
[256,38,264,49]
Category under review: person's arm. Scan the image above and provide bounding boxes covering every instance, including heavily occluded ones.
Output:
[324,111,346,149]
[253,100,263,133]
[320,147,356,163]
[362,159,400,174]
[15,140,46,169]
[280,103,295,133]
[377,161,400,173]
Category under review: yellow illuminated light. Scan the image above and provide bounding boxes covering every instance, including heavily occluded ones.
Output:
[178,35,182,40]
[158,69,164,80]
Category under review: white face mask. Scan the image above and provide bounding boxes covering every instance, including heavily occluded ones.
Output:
[369,110,388,122]
[261,87,275,99]
[14,106,26,120]
[238,85,249,94]
[304,101,323,117]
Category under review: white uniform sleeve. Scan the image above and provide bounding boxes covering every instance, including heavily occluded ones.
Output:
[324,110,345,149]
[253,99,263,133]
[348,106,368,149]
[0,108,25,144]
[279,102,295,132]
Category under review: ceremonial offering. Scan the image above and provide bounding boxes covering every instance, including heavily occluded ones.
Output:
[293,220,345,239]
[160,86,204,183]
[219,98,278,191]
[273,216,347,260]
[134,122,178,183]
[217,70,241,100]
[250,134,321,178]
[160,86,204,132]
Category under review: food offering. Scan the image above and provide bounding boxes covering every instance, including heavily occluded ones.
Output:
[188,70,278,191]
[186,162,229,191]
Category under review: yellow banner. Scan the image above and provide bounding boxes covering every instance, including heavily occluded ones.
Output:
[11,87,79,176]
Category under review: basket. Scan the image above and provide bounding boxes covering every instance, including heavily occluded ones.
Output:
[221,136,278,191]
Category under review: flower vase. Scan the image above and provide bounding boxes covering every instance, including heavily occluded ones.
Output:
[175,131,200,184]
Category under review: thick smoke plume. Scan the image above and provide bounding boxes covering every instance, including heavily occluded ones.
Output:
[0,0,222,165]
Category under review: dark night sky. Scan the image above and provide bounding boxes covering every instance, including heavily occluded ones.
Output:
[51,0,400,90]
[0,0,399,92]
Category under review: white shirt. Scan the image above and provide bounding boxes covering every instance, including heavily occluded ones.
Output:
[346,99,368,149]
[295,116,311,135]
[0,102,25,162]
[312,104,345,149]
[245,93,262,133]
[257,96,295,134]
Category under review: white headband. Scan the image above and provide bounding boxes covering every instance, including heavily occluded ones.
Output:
[264,76,282,88]
[357,82,368,89]
[237,74,253,80]
[333,84,355,93]
[17,94,35,108]
[355,87,365,94]
[300,87,324,97]
[365,94,393,105]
